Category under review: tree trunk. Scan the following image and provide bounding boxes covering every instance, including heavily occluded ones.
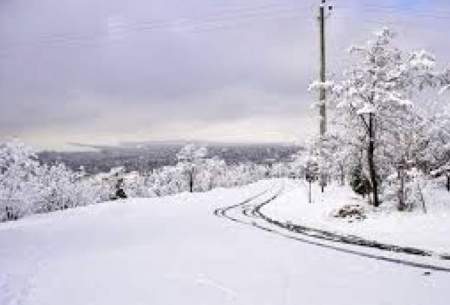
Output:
[367,113,380,207]
[397,167,406,211]
[447,174,450,192]
[189,171,193,193]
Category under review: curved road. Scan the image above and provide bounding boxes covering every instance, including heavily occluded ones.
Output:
[214,181,450,273]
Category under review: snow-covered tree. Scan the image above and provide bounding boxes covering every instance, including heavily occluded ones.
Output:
[421,101,450,191]
[314,28,447,206]
[290,147,319,203]
[37,163,101,212]
[149,165,187,196]
[122,171,154,198]
[38,164,83,212]
[268,161,292,178]
[176,144,208,193]
[0,139,106,221]
[195,157,228,191]
[0,140,42,220]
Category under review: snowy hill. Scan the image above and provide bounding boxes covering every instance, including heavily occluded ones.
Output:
[1,179,450,305]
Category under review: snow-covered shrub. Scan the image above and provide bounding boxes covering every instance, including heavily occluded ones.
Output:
[122,171,154,198]
[333,204,366,221]
[269,162,291,178]
[92,167,130,201]
[225,163,268,187]
[194,157,228,191]
[404,168,428,212]
[424,108,450,191]
[383,167,428,212]
[349,164,371,198]
[36,163,99,212]
[0,139,102,222]
[149,164,187,196]
[0,140,42,221]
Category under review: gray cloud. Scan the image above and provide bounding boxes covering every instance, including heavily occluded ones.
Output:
[1,0,450,149]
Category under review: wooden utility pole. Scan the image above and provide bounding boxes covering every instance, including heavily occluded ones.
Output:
[318,0,332,192]
[319,0,327,138]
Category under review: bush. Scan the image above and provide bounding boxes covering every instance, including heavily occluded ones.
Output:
[0,140,101,222]
[333,204,366,221]
[350,165,371,197]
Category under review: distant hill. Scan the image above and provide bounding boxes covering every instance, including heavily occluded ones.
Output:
[38,141,302,174]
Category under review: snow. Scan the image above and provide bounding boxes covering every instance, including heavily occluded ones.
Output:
[439,84,450,95]
[356,104,377,115]
[1,179,450,305]
[262,179,450,254]
[410,50,436,70]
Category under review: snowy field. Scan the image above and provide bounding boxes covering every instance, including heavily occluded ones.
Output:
[262,179,450,254]
[1,179,450,305]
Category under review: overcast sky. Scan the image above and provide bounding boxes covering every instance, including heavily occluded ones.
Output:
[1,0,449,150]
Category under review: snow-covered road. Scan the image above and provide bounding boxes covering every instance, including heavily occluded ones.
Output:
[215,181,450,271]
[1,179,450,305]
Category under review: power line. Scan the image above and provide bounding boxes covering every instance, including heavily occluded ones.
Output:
[0,13,309,56]
[0,3,314,53]
[338,3,450,21]
[1,2,449,58]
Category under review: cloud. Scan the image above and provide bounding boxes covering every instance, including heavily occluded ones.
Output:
[0,0,449,150]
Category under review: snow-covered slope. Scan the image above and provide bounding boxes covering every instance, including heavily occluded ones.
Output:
[1,179,450,305]
[262,179,450,253]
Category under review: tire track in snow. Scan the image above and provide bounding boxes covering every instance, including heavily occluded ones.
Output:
[213,181,450,273]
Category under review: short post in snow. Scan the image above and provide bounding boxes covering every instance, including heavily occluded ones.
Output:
[306,171,314,204]
[309,180,312,203]
[305,158,319,204]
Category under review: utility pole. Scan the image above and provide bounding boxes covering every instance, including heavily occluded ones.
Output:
[318,0,332,192]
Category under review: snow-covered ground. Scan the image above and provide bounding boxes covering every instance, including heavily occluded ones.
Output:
[262,179,450,254]
[1,179,450,305]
